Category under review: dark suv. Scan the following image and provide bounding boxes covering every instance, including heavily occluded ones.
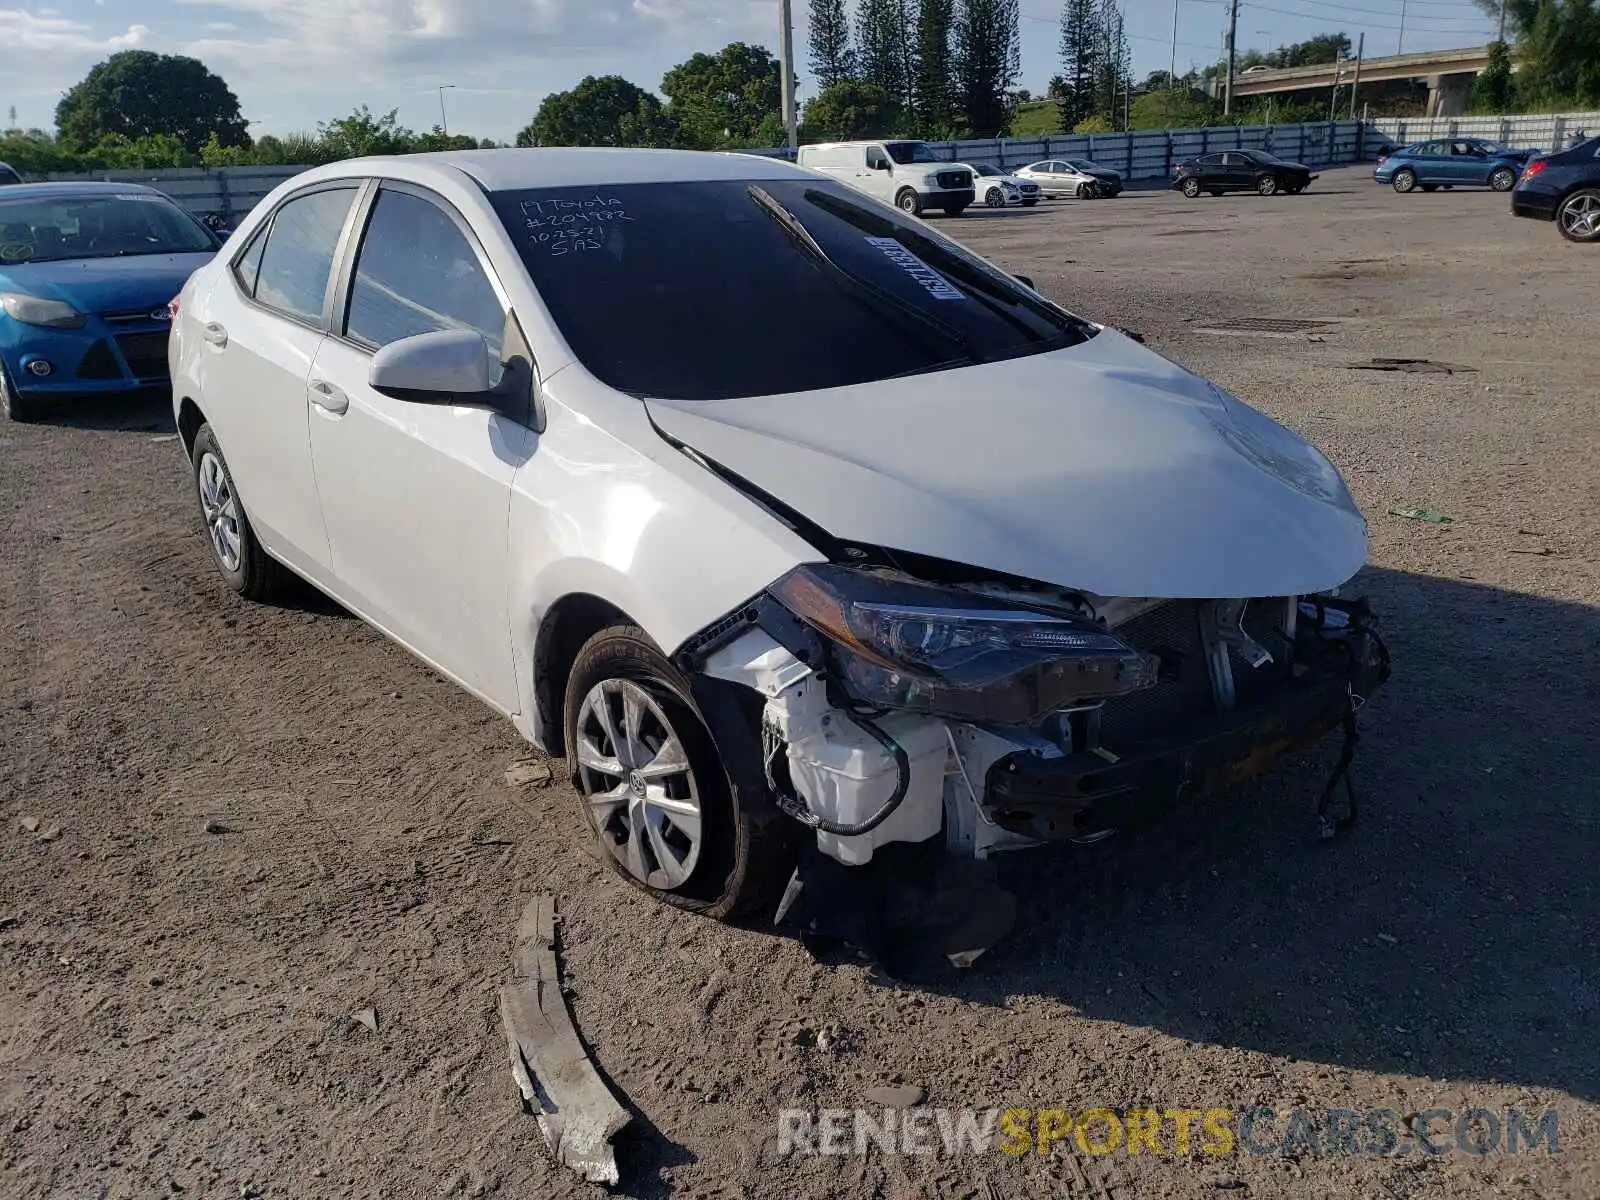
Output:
[1512,136,1600,243]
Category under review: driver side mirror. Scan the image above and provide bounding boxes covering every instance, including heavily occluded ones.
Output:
[1014,274,1035,290]
[370,329,495,404]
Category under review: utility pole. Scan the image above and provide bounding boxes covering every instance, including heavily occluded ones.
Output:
[1397,0,1407,54]
[1169,0,1180,88]
[1348,32,1364,118]
[778,0,799,150]
[1223,0,1240,116]
[1328,57,1343,125]
[438,84,455,137]
[1496,0,1507,41]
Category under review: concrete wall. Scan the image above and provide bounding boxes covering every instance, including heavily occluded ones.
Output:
[1371,110,1600,151]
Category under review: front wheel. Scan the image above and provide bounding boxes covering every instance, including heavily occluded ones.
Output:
[1256,174,1279,196]
[191,424,293,602]
[0,363,40,423]
[1392,169,1418,194]
[1180,177,1201,198]
[984,187,1006,209]
[1076,181,1099,199]
[564,625,793,918]
[1489,166,1517,192]
[895,188,922,216]
[1556,187,1600,243]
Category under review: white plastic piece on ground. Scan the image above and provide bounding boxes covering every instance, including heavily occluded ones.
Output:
[942,724,1048,859]
[700,628,813,698]
[769,679,948,865]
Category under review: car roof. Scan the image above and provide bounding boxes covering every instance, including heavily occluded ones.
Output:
[0,180,168,201]
[326,147,811,193]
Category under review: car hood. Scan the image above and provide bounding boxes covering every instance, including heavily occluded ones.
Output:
[1086,168,1122,180]
[0,252,214,316]
[646,331,1368,599]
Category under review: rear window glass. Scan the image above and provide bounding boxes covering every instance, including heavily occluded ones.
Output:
[488,179,1091,401]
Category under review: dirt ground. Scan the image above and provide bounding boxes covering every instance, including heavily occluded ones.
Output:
[2,165,1597,1200]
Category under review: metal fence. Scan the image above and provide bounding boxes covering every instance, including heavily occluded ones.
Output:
[35,108,1599,219]
[1370,109,1600,151]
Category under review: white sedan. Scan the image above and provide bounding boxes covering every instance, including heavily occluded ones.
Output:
[953,163,1041,208]
[1014,159,1125,198]
[169,149,1386,920]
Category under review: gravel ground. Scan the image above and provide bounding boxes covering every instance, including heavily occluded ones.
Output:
[2,166,1596,1200]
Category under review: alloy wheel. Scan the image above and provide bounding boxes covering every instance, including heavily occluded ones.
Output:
[197,451,242,572]
[574,678,704,890]
[1490,167,1516,192]
[1558,190,1600,241]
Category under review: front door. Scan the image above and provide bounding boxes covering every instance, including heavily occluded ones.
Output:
[306,183,530,711]
[862,145,896,202]
[195,183,361,579]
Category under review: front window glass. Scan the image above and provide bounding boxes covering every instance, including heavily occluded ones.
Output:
[972,165,1002,177]
[254,187,357,325]
[0,193,215,265]
[345,188,505,356]
[489,179,1092,402]
[885,141,939,165]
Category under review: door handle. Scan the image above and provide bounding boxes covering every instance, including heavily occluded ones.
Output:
[201,322,228,348]
[308,379,349,416]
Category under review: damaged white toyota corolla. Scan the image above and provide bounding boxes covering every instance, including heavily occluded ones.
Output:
[170,149,1389,919]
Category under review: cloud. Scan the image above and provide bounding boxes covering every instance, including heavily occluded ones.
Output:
[109,22,150,46]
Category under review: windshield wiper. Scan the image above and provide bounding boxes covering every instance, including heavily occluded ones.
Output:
[746,185,978,365]
[802,188,1091,345]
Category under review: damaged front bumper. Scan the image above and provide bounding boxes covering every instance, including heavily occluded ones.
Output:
[684,587,1390,867]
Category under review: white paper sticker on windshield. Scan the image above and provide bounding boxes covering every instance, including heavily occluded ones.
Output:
[863,236,965,301]
[113,193,163,202]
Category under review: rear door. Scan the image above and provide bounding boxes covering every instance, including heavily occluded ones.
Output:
[195,182,363,579]
[1192,153,1226,188]
[305,181,529,710]
[1413,141,1449,183]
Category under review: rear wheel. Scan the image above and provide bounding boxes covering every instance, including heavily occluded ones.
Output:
[1489,166,1518,192]
[895,188,922,216]
[1256,174,1279,196]
[1392,168,1418,194]
[191,424,293,602]
[564,625,793,918]
[1556,188,1600,243]
[1180,177,1201,198]
[0,363,41,423]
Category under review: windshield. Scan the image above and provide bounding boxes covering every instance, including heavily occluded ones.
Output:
[0,193,215,264]
[885,141,939,165]
[971,165,1003,177]
[1066,160,1105,172]
[489,179,1093,401]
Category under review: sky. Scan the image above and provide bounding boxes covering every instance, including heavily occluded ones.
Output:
[0,0,1502,142]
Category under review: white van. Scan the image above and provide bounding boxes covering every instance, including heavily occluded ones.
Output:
[796,140,974,217]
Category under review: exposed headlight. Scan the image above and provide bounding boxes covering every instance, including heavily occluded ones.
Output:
[769,564,1158,725]
[1207,386,1360,515]
[922,173,944,187]
[1,293,86,329]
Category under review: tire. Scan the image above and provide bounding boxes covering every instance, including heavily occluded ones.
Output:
[0,362,41,423]
[1489,166,1517,192]
[1256,174,1279,196]
[1076,181,1099,199]
[1556,187,1600,243]
[564,625,793,919]
[1392,169,1418,194]
[191,423,293,602]
[1181,177,1201,198]
[895,188,922,216]
[984,186,1006,209]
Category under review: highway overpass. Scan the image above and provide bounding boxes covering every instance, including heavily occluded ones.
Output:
[1219,45,1493,118]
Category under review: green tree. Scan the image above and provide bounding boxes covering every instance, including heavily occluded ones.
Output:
[1073,114,1113,133]
[1057,0,1099,131]
[84,133,195,169]
[954,0,1021,136]
[803,79,903,138]
[1483,0,1600,108]
[913,0,958,133]
[808,0,857,89]
[200,133,251,168]
[316,106,414,160]
[518,76,674,148]
[1092,0,1131,127]
[56,51,249,154]
[858,0,916,111]
[661,43,782,149]
[1472,40,1516,112]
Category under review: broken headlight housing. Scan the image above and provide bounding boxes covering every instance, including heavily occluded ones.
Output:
[768,564,1158,725]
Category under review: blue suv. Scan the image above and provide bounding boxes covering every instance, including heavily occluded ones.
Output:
[1374,138,1539,194]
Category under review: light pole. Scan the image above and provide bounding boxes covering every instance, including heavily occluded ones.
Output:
[438,84,455,137]
[1169,0,1180,88]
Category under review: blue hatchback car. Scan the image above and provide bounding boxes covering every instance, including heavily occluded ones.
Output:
[1,181,218,421]
[1373,137,1539,195]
